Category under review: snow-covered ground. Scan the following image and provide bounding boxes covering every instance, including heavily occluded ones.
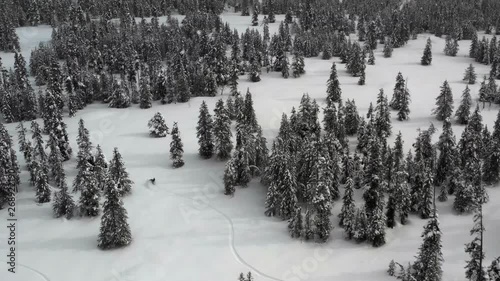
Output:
[1,13,500,281]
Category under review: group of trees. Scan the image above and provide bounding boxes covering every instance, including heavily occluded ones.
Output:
[0,117,133,250]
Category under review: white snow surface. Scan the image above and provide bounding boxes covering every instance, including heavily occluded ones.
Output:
[1,13,500,281]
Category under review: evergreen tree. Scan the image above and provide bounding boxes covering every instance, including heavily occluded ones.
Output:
[326,62,342,106]
[291,50,305,78]
[412,213,444,281]
[353,207,368,242]
[344,99,360,135]
[31,121,46,162]
[465,206,487,281]
[367,49,375,65]
[435,118,457,193]
[170,122,184,168]
[78,161,100,217]
[339,178,356,240]
[139,74,152,109]
[109,148,133,196]
[94,145,108,191]
[375,89,392,138]
[213,99,233,160]
[288,206,303,238]
[47,134,65,186]
[35,164,51,203]
[421,38,433,65]
[197,101,215,159]
[223,158,237,196]
[98,180,132,250]
[108,82,131,108]
[463,64,477,85]
[394,167,411,225]
[433,81,454,121]
[444,35,459,56]
[456,86,472,124]
[52,174,75,219]
[251,8,258,26]
[383,37,393,58]
[148,112,169,138]
[358,64,366,85]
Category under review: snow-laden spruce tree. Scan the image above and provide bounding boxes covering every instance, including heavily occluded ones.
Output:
[383,37,393,58]
[367,48,375,65]
[98,179,131,250]
[463,64,477,84]
[421,38,432,65]
[109,148,133,196]
[455,86,472,125]
[35,163,51,203]
[326,62,342,106]
[339,178,356,239]
[390,72,406,110]
[433,80,454,121]
[465,206,487,281]
[444,35,459,56]
[288,206,303,238]
[344,99,360,135]
[213,99,233,160]
[436,118,457,199]
[31,121,47,162]
[375,89,392,138]
[170,122,184,168]
[223,157,237,196]
[94,145,108,191]
[197,101,214,159]
[78,161,100,217]
[139,73,152,109]
[291,50,305,78]
[47,133,65,186]
[109,82,131,108]
[412,211,444,281]
[53,173,75,219]
[148,112,169,138]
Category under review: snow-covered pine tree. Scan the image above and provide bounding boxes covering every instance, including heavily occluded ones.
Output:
[98,179,132,250]
[344,99,360,135]
[94,145,108,191]
[108,81,131,108]
[148,112,169,138]
[465,206,487,281]
[197,101,215,159]
[375,89,392,138]
[251,7,258,26]
[223,158,237,196]
[339,178,356,239]
[288,206,303,238]
[358,64,366,85]
[291,50,305,78]
[52,174,75,219]
[436,118,457,201]
[455,86,472,125]
[353,207,368,242]
[421,38,432,65]
[35,163,51,203]
[170,122,184,168]
[139,73,152,109]
[444,35,459,56]
[367,48,375,65]
[393,166,411,225]
[47,133,65,186]
[108,148,133,196]
[383,37,393,58]
[412,212,444,281]
[213,99,233,160]
[433,80,454,121]
[390,72,406,110]
[463,64,477,85]
[326,62,342,106]
[78,160,100,217]
[31,120,47,162]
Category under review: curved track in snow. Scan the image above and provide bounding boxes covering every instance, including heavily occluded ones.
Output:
[145,181,284,281]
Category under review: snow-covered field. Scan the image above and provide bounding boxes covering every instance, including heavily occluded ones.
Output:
[1,13,500,281]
